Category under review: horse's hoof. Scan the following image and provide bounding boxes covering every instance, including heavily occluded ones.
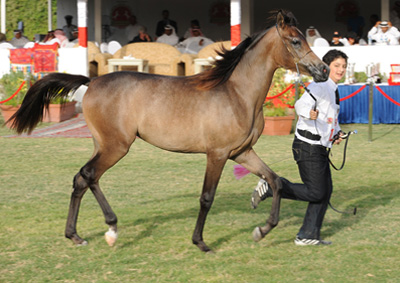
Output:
[77,240,88,246]
[69,234,88,246]
[194,241,213,253]
[105,229,118,246]
[252,226,263,242]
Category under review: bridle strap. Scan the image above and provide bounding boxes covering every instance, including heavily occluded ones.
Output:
[275,24,317,107]
[275,24,312,65]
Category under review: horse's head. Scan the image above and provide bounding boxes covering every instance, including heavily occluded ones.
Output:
[274,10,329,82]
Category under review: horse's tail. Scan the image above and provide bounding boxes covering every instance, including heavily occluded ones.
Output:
[6,73,90,134]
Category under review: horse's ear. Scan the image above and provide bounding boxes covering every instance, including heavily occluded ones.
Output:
[276,10,286,28]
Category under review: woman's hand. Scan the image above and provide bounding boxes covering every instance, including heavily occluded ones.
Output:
[333,131,344,145]
[333,137,343,145]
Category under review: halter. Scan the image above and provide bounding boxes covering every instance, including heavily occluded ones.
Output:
[275,24,316,107]
[275,25,313,67]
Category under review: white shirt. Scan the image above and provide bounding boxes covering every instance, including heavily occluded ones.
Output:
[156,27,179,46]
[10,36,30,48]
[368,26,400,45]
[178,36,214,53]
[295,78,341,148]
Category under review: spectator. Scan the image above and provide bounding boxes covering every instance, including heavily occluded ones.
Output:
[177,25,213,54]
[346,32,358,45]
[42,29,70,48]
[155,10,178,38]
[156,25,179,46]
[63,15,78,41]
[345,31,367,46]
[42,30,56,44]
[129,27,152,43]
[330,31,344,46]
[71,28,79,44]
[368,20,400,45]
[182,19,204,40]
[126,15,144,44]
[347,8,365,38]
[305,26,322,46]
[9,29,30,48]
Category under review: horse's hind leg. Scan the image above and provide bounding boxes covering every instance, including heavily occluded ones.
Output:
[65,139,131,246]
[233,149,282,242]
[65,172,90,245]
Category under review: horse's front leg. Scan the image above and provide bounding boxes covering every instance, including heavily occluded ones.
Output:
[233,148,282,242]
[192,151,228,253]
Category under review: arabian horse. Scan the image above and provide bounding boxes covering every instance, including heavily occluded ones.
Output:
[7,10,329,252]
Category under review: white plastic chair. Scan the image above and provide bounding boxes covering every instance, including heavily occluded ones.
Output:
[107,41,121,55]
[313,38,330,47]
[0,42,15,49]
[100,42,108,53]
[23,42,35,48]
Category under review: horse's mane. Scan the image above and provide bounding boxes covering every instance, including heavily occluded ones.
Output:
[192,10,298,90]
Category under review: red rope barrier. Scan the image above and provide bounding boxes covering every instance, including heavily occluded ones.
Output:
[375,85,400,107]
[339,84,366,102]
[265,83,294,99]
[0,81,26,104]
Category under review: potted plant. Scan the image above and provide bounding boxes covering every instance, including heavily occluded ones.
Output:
[42,95,77,123]
[262,102,295,136]
[0,71,34,126]
[262,68,309,135]
[0,71,76,125]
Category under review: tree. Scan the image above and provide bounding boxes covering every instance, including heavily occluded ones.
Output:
[3,0,57,42]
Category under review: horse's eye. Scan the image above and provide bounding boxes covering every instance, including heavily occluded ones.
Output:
[292,38,301,46]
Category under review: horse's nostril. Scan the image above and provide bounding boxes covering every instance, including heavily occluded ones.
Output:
[323,65,330,76]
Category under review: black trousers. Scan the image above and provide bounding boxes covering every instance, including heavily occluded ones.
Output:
[280,137,332,240]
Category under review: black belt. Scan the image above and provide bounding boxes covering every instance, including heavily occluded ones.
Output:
[297,129,321,141]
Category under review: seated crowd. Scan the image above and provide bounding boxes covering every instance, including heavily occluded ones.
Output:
[305,19,400,47]
[1,10,400,53]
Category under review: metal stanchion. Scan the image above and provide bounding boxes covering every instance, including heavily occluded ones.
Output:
[368,81,373,142]
[366,63,377,143]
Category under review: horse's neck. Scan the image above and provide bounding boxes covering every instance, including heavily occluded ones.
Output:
[229,43,277,109]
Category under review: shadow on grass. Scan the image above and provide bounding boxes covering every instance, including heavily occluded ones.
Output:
[80,181,397,250]
[371,126,398,142]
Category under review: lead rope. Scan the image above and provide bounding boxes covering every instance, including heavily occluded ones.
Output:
[328,130,357,171]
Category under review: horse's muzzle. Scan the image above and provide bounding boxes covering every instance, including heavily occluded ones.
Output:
[312,64,330,82]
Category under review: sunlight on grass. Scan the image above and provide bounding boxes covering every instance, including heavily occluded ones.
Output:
[1,120,399,282]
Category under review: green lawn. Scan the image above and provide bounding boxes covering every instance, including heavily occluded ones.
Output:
[1,118,399,282]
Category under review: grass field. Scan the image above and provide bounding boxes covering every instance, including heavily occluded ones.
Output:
[0,117,399,282]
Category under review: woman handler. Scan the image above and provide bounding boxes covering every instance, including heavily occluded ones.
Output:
[252,49,348,246]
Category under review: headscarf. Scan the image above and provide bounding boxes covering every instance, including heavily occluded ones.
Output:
[156,25,179,46]
[54,29,69,48]
[305,26,322,46]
